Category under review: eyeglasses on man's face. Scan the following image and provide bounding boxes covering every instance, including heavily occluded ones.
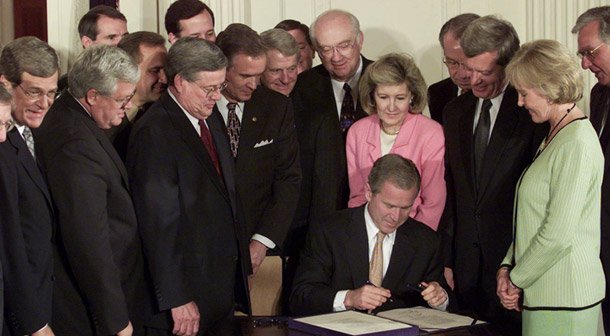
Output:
[197,82,227,98]
[443,57,467,70]
[0,118,15,132]
[112,90,136,109]
[16,83,60,102]
[577,43,606,60]
[318,40,356,58]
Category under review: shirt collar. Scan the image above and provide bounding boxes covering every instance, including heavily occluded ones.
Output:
[364,203,397,245]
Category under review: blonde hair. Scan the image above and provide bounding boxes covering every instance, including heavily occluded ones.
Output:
[506,39,583,104]
[359,53,427,114]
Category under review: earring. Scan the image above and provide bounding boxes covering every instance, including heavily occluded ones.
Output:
[409,98,413,105]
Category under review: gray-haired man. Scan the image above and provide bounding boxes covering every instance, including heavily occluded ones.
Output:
[127,37,251,336]
[0,36,58,336]
[36,45,152,336]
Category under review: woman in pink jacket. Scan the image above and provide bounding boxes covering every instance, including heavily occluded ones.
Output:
[346,53,446,230]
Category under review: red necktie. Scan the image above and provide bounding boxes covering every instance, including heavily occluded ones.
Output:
[199,120,222,177]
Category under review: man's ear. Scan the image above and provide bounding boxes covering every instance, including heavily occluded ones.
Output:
[0,75,10,88]
[365,183,373,203]
[168,33,179,45]
[81,36,93,49]
[85,89,99,106]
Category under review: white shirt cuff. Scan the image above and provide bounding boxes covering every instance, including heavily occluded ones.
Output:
[333,290,349,311]
[251,234,276,249]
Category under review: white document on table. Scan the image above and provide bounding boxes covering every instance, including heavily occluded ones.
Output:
[293,310,413,335]
[377,306,485,332]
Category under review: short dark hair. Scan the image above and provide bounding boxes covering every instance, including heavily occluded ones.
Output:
[215,23,267,68]
[275,19,312,47]
[368,154,421,194]
[165,0,215,37]
[165,37,227,86]
[0,37,59,85]
[438,13,480,48]
[461,15,520,67]
[118,31,166,64]
[78,5,127,40]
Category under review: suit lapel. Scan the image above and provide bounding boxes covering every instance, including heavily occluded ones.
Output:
[62,94,131,188]
[382,222,416,290]
[477,88,520,199]
[209,107,238,213]
[239,96,266,162]
[458,93,478,196]
[365,117,380,163]
[162,95,230,202]
[7,129,53,206]
[344,207,370,288]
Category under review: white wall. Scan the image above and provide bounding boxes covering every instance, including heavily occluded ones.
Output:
[45,0,610,114]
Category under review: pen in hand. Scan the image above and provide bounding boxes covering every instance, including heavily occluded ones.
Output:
[366,281,394,303]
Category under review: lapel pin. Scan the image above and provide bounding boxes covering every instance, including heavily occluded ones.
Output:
[252,117,257,122]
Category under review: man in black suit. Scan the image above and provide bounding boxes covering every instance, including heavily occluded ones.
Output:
[287,8,372,271]
[573,7,610,333]
[291,154,449,316]
[165,0,216,44]
[0,37,59,336]
[36,45,151,336]
[441,16,545,334]
[215,24,301,278]
[58,5,129,91]
[107,31,168,161]
[128,37,251,336]
[428,13,479,124]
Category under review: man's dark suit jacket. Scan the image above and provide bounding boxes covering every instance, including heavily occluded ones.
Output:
[104,102,153,162]
[290,206,448,316]
[428,77,458,125]
[288,57,372,251]
[217,86,301,250]
[0,130,53,335]
[588,83,610,333]
[127,91,251,332]
[35,93,152,335]
[440,86,545,320]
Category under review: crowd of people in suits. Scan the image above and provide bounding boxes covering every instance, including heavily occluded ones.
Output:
[1,0,610,335]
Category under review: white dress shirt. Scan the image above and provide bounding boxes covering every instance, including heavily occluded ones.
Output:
[330,56,364,119]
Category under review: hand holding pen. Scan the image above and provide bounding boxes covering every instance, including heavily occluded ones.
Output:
[343,281,392,311]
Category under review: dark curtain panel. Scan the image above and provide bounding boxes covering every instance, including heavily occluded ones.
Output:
[90,0,117,9]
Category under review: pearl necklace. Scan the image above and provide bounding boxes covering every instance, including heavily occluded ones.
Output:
[380,123,399,136]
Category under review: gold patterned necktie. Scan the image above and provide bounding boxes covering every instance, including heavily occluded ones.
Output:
[22,126,36,161]
[369,231,386,287]
[226,102,240,158]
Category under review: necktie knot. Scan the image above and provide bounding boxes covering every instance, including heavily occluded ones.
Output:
[343,83,351,93]
[227,102,237,111]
